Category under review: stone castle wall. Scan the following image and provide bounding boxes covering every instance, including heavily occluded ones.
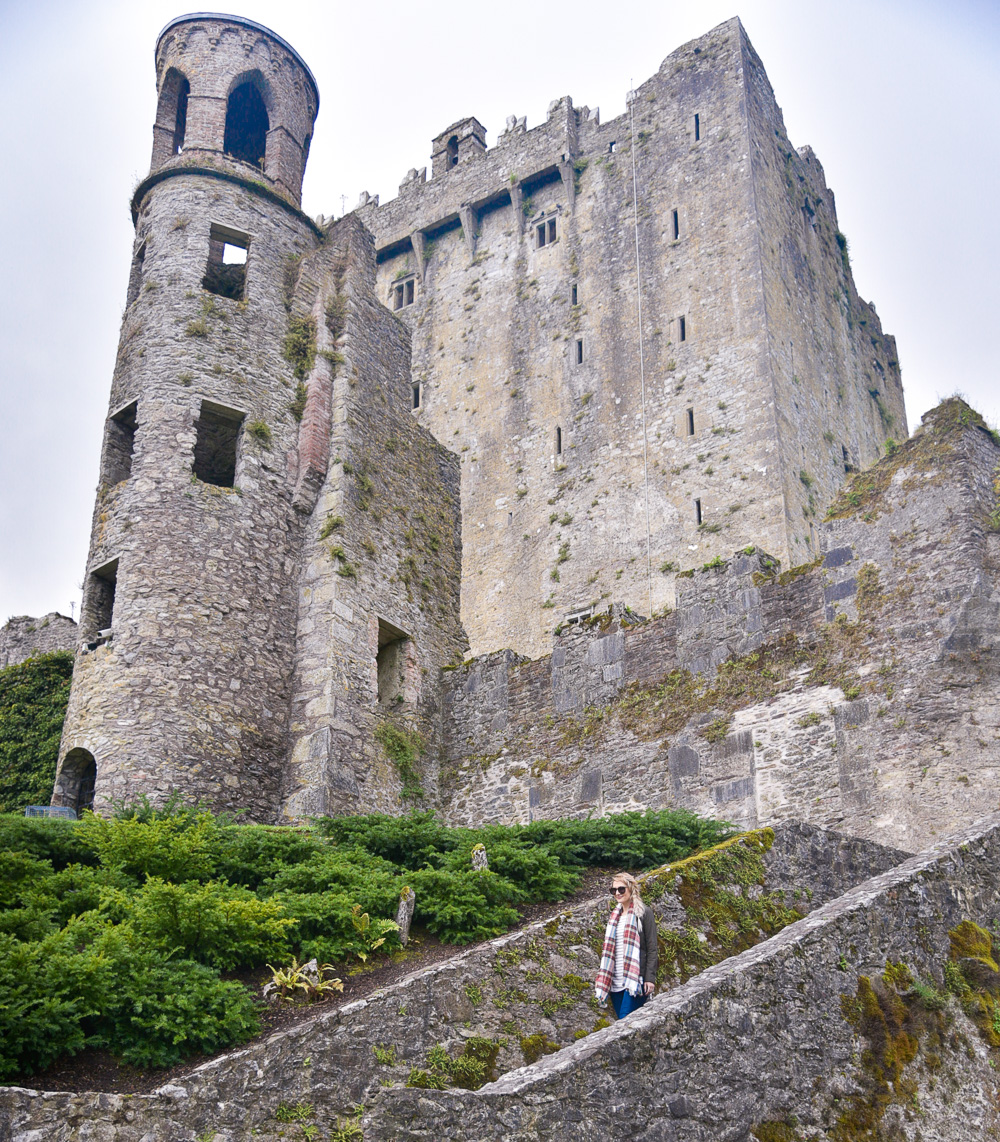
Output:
[362,18,904,659]
[0,614,77,670]
[282,215,466,819]
[436,404,1000,855]
[54,171,319,819]
[52,13,923,829]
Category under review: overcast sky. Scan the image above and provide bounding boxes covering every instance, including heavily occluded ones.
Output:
[1,0,997,623]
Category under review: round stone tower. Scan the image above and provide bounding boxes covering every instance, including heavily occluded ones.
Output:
[53,15,322,819]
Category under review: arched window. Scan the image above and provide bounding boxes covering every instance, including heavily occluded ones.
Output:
[446,135,458,168]
[153,69,190,164]
[172,76,190,154]
[224,81,269,168]
[60,748,97,816]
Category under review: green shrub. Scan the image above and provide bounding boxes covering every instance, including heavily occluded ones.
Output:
[0,651,73,813]
[0,920,111,1078]
[79,810,218,882]
[94,943,260,1069]
[0,814,94,869]
[121,877,296,970]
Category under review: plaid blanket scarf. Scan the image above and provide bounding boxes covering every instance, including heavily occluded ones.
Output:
[594,903,642,1002]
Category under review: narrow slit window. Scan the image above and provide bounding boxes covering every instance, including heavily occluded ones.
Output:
[672,209,680,240]
[172,77,190,154]
[193,401,244,488]
[203,224,249,300]
[571,284,578,305]
[125,242,146,307]
[694,113,701,142]
[694,498,702,525]
[679,315,687,342]
[556,426,563,455]
[412,383,421,410]
[447,136,459,168]
[104,401,138,485]
[575,339,583,365]
[686,407,695,436]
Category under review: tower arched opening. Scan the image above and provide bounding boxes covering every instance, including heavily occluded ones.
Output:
[58,748,97,816]
[224,80,270,168]
[156,69,190,156]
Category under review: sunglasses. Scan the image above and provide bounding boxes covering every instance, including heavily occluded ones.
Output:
[610,885,629,896]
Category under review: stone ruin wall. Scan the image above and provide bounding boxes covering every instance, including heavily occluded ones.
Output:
[436,404,1000,855]
[281,214,466,820]
[0,614,77,670]
[54,171,317,820]
[363,17,903,660]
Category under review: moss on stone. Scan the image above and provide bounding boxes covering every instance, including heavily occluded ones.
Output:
[751,1123,802,1142]
[826,397,999,522]
[635,829,803,986]
[949,920,998,971]
[520,1033,561,1065]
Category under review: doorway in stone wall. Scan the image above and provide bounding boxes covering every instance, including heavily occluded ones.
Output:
[59,748,97,816]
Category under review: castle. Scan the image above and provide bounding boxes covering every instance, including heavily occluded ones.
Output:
[52,12,936,838]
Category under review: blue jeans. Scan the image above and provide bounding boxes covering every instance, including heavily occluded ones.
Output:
[610,988,646,1018]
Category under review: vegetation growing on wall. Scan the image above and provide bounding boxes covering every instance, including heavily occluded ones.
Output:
[0,651,73,814]
[282,315,317,381]
[826,397,1000,522]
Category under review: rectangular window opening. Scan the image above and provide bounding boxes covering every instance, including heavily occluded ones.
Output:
[575,339,583,365]
[536,222,547,248]
[104,401,138,486]
[376,618,410,709]
[694,498,702,525]
[547,218,557,244]
[694,113,701,142]
[679,315,687,342]
[608,141,617,153]
[193,400,244,488]
[686,407,695,436]
[672,209,680,240]
[571,283,578,306]
[412,383,421,410]
[394,277,416,310]
[84,558,119,643]
[203,224,249,300]
[556,426,563,455]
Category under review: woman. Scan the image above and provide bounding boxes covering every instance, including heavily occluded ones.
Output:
[594,872,658,1018]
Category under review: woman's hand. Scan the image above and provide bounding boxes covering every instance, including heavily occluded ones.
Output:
[644,981,655,996]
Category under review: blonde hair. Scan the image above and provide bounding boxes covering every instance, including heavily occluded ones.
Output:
[612,872,646,919]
